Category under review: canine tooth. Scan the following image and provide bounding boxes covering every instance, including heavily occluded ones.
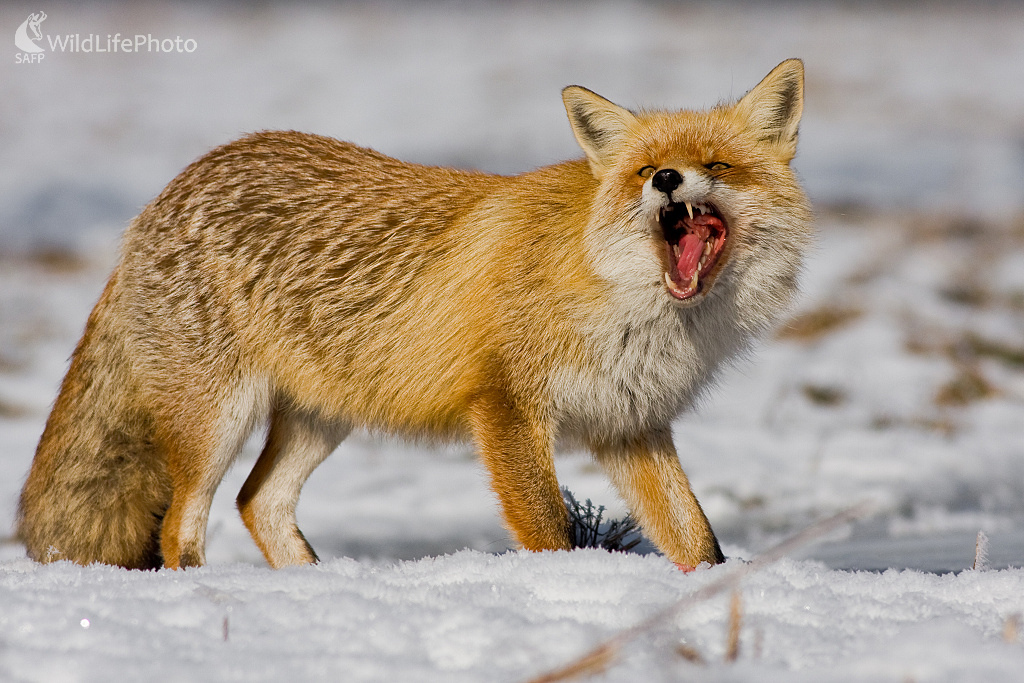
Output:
[685,202,694,220]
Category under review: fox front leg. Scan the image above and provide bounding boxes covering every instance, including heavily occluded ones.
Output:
[593,428,724,569]
[469,391,571,552]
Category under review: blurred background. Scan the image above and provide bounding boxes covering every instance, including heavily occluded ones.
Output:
[2,1,1024,571]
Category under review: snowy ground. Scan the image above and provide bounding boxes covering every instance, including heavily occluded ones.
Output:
[3,2,1024,681]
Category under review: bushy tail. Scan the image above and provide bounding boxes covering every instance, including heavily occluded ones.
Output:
[17,277,172,569]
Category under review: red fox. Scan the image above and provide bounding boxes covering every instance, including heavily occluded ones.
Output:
[18,60,811,571]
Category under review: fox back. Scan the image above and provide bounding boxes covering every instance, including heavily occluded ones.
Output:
[19,60,811,570]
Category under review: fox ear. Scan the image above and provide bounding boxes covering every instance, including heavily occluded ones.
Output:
[562,86,637,173]
[735,59,804,159]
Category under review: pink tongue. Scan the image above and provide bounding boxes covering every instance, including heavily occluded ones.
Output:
[677,233,705,280]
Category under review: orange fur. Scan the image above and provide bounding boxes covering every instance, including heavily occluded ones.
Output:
[18,60,811,569]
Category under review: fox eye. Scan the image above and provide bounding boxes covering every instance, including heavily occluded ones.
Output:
[704,162,732,172]
[638,166,656,179]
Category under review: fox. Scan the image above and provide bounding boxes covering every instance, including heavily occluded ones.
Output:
[17,59,811,571]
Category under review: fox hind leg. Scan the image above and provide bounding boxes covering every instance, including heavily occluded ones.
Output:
[159,376,270,568]
[237,400,350,568]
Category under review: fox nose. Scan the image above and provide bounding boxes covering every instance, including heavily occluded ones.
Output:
[651,168,683,196]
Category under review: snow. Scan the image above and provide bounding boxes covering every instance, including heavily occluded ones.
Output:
[3,2,1024,681]
[2,553,1024,681]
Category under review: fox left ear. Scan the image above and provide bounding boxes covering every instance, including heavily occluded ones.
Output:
[735,59,804,160]
[562,86,638,174]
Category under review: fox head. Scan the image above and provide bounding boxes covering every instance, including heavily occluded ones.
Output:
[563,59,811,324]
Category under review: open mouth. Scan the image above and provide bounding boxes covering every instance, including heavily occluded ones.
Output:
[659,201,728,301]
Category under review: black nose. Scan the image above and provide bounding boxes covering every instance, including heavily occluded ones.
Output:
[651,169,682,195]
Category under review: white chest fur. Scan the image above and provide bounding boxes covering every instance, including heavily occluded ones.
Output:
[549,291,744,444]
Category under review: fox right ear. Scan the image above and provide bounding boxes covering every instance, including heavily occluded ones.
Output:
[562,86,637,174]
[735,59,804,160]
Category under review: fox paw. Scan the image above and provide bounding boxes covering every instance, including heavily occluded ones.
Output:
[675,561,718,572]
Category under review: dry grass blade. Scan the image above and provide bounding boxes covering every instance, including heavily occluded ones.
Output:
[524,502,873,683]
[1003,614,1021,644]
[527,643,618,683]
[0,399,30,419]
[724,590,743,662]
[935,365,997,407]
[752,627,764,660]
[675,643,705,665]
[563,488,642,552]
[972,530,990,571]
[776,306,862,342]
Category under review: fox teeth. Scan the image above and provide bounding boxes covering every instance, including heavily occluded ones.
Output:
[662,270,701,294]
[702,242,712,258]
[685,202,694,220]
